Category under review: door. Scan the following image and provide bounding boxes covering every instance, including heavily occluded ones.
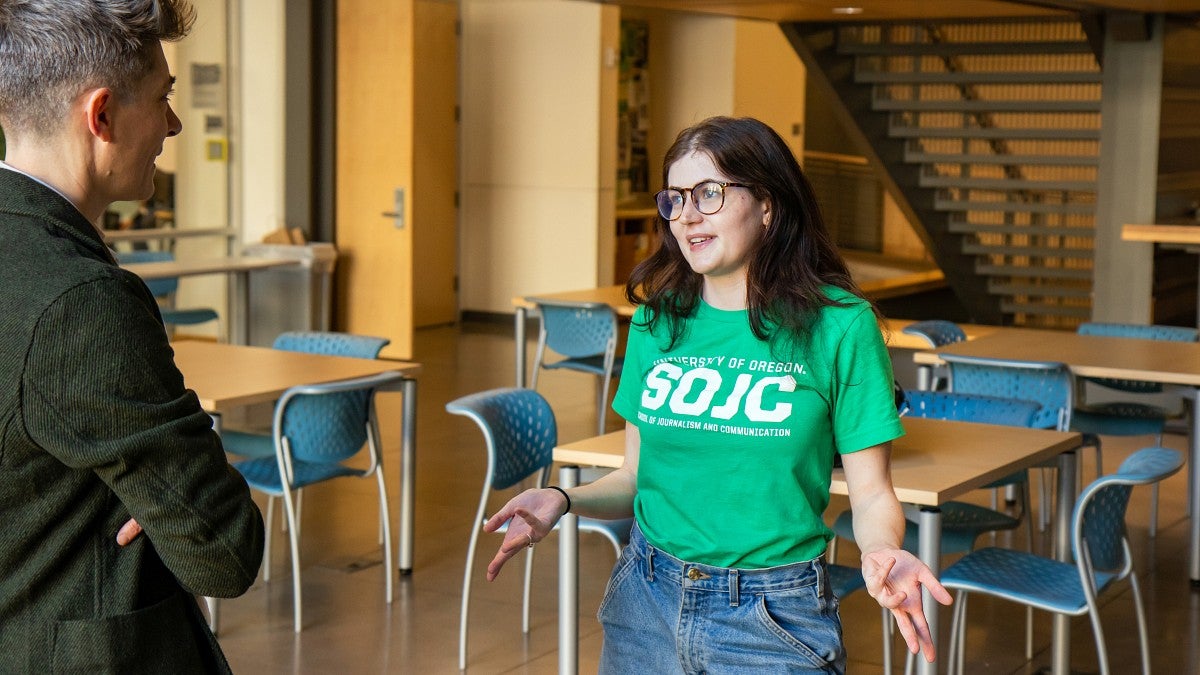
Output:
[338,0,458,358]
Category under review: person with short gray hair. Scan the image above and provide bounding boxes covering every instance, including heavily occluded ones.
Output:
[0,2,264,672]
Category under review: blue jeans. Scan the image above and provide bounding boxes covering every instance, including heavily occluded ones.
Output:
[598,524,845,674]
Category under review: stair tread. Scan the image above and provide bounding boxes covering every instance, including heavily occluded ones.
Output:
[920,175,1096,191]
[907,151,1099,166]
[976,264,1093,279]
[962,242,1093,257]
[857,70,1101,84]
[891,124,1101,140]
[935,198,1095,214]
[948,221,1095,237]
[875,98,1100,112]
[839,40,1094,57]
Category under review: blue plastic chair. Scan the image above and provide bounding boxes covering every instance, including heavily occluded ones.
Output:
[446,387,634,671]
[116,249,221,333]
[530,299,624,435]
[940,446,1183,675]
[902,320,966,391]
[940,354,1094,533]
[1072,322,1198,535]
[221,331,391,460]
[230,368,403,633]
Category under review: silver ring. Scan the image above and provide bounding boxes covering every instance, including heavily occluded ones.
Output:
[526,533,534,549]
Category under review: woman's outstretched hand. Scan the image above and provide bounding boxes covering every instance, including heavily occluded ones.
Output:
[861,548,953,663]
[481,488,570,581]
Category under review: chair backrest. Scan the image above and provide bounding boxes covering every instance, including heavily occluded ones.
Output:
[901,320,967,348]
[271,332,392,465]
[942,354,1073,430]
[273,331,390,359]
[1076,322,1199,394]
[274,370,403,466]
[445,388,557,491]
[903,390,1040,428]
[533,300,617,359]
[1073,446,1183,576]
[116,249,177,298]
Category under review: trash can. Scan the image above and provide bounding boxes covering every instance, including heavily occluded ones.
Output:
[243,242,337,347]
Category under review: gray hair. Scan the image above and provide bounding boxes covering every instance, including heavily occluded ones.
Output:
[0,0,195,137]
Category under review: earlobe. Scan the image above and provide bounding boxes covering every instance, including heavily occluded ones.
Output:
[83,88,115,142]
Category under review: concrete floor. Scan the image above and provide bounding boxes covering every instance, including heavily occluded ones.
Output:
[213,320,1200,674]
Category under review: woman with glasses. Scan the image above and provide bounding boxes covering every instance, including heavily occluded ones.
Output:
[483,116,949,673]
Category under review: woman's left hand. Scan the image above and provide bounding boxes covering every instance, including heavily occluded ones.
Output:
[860,548,952,663]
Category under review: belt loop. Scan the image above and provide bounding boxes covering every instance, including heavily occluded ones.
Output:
[646,545,655,581]
[815,559,825,599]
[729,569,739,607]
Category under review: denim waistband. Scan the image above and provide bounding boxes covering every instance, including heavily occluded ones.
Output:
[628,523,824,606]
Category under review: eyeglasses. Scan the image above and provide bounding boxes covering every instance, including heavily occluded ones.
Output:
[654,181,753,221]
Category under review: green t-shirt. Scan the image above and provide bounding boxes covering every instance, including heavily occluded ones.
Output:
[612,288,904,568]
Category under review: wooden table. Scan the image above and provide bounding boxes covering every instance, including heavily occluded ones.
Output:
[172,341,423,574]
[123,256,300,344]
[551,418,1081,675]
[915,328,1200,673]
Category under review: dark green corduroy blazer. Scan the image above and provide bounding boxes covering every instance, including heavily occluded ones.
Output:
[0,168,263,674]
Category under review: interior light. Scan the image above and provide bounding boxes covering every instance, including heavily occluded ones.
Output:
[832,6,864,14]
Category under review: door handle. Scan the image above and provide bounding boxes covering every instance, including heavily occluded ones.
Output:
[382,188,405,229]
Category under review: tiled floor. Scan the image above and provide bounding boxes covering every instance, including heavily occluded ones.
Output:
[215,321,1199,674]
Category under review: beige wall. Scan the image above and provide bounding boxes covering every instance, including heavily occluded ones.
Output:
[734,20,805,162]
[459,0,619,312]
[168,0,236,339]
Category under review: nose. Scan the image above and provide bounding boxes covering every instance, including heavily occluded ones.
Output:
[166,103,182,137]
[678,189,704,223]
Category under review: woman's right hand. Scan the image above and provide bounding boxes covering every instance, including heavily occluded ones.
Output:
[481,487,570,581]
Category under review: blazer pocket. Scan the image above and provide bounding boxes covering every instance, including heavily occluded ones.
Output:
[52,591,206,674]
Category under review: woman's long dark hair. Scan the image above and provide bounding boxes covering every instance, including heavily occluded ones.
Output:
[627,116,872,350]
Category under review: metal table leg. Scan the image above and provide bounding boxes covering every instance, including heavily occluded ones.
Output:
[558,465,580,675]
[515,306,527,388]
[916,507,943,675]
[398,378,417,575]
[1051,449,1078,674]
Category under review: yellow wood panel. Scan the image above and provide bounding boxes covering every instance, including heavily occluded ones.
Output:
[413,0,459,327]
[337,0,415,359]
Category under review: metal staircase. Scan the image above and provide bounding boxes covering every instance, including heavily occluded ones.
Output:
[785,19,1102,328]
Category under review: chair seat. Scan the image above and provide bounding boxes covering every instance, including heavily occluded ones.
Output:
[542,355,624,377]
[233,456,362,493]
[941,546,1115,616]
[220,429,275,459]
[161,307,220,325]
[1072,403,1170,437]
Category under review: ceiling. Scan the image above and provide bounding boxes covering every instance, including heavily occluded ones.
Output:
[590,0,1200,23]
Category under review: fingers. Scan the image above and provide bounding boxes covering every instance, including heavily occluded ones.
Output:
[920,568,954,605]
[115,518,143,546]
[863,555,896,598]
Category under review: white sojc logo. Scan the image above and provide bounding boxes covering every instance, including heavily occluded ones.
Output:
[641,363,794,423]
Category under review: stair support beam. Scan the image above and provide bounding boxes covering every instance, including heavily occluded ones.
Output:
[1092,14,1163,323]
